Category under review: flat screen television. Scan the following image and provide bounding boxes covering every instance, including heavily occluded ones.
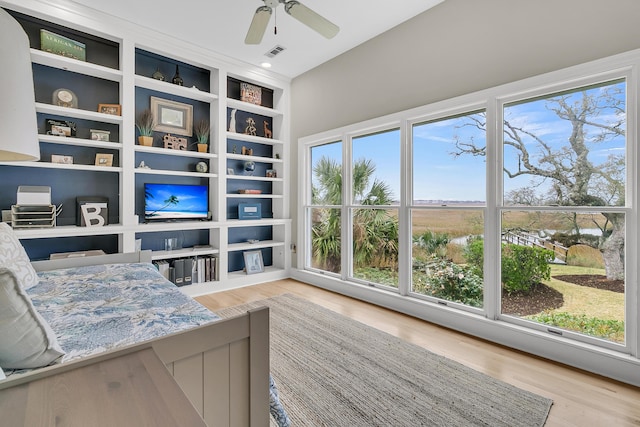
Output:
[144,183,209,221]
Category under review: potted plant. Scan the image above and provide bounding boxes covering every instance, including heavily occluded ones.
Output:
[135,109,155,146]
[194,119,210,153]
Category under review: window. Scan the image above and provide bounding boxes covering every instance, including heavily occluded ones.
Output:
[299,61,635,358]
[307,141,342,274]
[500,80,626,346]
[411,111,486,308]
[350,129,400,288]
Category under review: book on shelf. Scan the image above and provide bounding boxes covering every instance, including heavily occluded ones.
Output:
[156,255,217,285]
[169,267,176,285]
[173,259,185,286]
[197,257,206,283]
[183,258,193,286]
[153,260,170,280]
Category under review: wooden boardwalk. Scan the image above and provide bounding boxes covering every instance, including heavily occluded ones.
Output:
[502,229,568,263]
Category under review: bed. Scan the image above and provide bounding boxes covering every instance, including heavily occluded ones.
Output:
[0,222,288,426]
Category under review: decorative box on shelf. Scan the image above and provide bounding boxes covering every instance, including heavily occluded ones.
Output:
[11,205,56,229]
[238,203,261,220]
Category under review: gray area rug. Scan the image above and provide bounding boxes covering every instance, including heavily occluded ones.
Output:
[217,293,552,426]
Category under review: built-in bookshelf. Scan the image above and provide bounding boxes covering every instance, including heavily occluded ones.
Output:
[0,3,291,296]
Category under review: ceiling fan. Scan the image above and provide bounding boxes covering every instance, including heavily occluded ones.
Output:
[245,0,340,44]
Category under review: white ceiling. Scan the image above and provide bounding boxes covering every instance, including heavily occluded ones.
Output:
[68,0,445,79]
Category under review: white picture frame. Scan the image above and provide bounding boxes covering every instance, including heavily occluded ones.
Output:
[243,250,264,275]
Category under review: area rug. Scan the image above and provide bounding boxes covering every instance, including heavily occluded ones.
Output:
[217,293,553,426]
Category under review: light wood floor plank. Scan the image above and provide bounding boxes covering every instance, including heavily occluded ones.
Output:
[196,279,640,427]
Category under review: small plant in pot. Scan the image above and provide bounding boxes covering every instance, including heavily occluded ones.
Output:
[135,109,155,146]
[194,119,210,153]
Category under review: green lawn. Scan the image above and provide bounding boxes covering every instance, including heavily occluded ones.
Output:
[543,264,624,322]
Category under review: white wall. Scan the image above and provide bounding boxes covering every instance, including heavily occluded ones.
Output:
[289,0,640,258]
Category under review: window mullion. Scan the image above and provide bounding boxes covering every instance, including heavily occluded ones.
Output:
[342,133,352,281]
[398,119,411,295]
[484,98,500,320]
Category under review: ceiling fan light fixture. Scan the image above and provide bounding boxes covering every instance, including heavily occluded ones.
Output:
[283,0,339,39]
[245,5,272,44]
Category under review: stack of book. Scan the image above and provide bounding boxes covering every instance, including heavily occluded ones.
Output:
[154,255,218,286]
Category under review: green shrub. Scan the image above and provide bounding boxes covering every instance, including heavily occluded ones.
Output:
[463,235,484,276]
[415,260,483,307]
[413,230,449,259]
[529,311,624,342]
[501,244,554,294]
[464,238,554,294]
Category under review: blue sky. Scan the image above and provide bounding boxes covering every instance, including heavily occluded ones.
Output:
[311,80,626,204]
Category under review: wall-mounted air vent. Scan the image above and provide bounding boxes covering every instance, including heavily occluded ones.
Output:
[265,45,286,58]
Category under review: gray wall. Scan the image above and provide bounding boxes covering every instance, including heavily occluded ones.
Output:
[288,0,640,260]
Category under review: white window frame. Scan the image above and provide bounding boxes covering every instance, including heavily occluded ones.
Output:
[296,48,640,373]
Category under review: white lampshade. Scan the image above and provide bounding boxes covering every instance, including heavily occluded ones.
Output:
[0,8,40,161]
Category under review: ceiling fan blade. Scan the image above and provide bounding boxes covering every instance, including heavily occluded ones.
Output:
[245,6,272,44]
[283,1,339,39]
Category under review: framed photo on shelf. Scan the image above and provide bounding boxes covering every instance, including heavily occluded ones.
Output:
[46,118,76,137]
[150,96,193,137]
[227,168,235,175]
[243,250,264,275]
[266,169,276,178]
[98,103,121,116]
[240,82,262,106]
[90,129,110,141]
[51,154,73,164]
[95,153,113,166]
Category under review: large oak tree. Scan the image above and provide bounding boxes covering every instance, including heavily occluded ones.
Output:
[454,83,625,279]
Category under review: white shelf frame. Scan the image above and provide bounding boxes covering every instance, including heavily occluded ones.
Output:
[36,103,124,124]
[31,49,123,82]
[135,75,218,103]
[5,1,292,295]
[39,134,122,149]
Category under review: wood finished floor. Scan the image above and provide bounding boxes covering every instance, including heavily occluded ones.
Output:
[196,279,640,427]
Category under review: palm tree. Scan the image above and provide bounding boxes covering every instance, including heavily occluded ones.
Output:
[146,194,179,217]
[312,156,398,273]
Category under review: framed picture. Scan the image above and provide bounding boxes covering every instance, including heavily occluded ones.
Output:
[266,169,277,178]
[238,202,261,220]
[90,129,110,141]
[150,96,193,137]
[51,154,73,164]
[46,118,76,137]
[227,168,235,175]
[240,82,262,106]
[243,250,264,275]
[95,153,114,166]
[98,103,121,116]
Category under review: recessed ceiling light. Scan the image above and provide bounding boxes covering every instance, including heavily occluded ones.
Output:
[261,62,272,68]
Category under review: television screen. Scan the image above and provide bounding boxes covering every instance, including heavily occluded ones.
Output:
[144,183,209,221]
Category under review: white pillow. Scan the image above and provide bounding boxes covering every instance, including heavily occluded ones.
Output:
[0,222,39,290]
[0,268,65,369]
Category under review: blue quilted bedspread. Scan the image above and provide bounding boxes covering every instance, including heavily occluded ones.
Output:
[28,262,220,362]
[26,262,291,426]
